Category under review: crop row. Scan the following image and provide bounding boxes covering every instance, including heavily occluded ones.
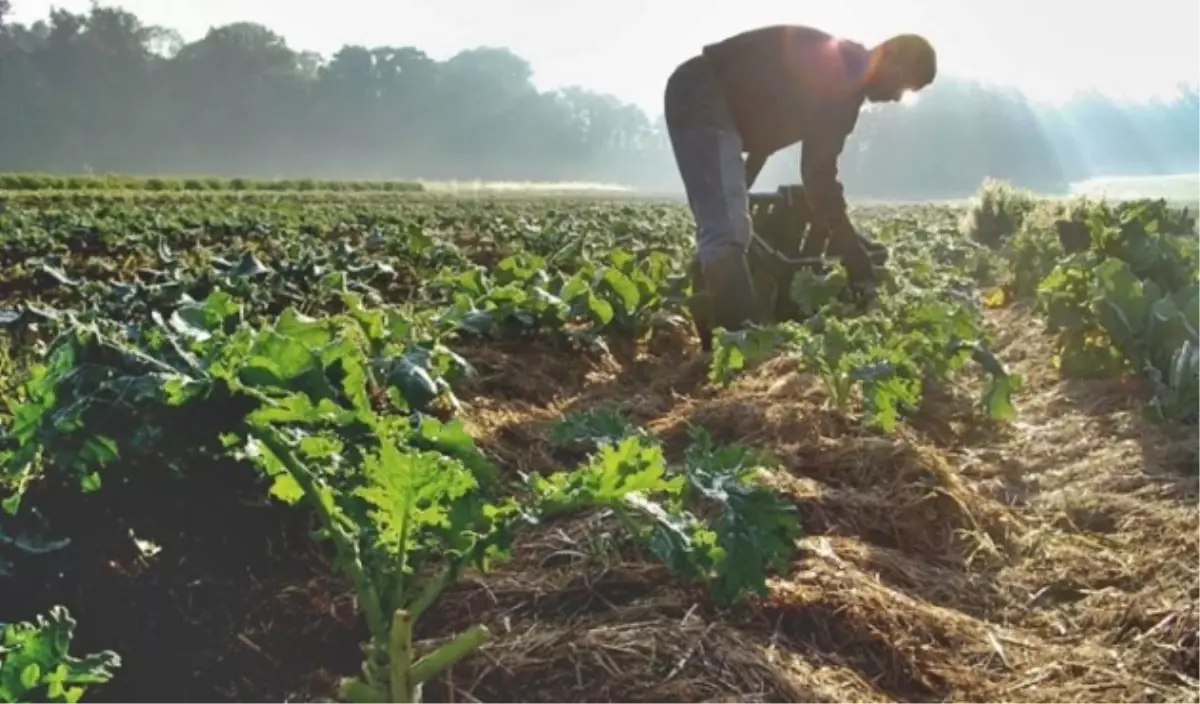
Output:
[963,180,1199,423]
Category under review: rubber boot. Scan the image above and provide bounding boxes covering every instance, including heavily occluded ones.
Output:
[774,268,801,322]
[687,254,714,352]
[702,248,760,333]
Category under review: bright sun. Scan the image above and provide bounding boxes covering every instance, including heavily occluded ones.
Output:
[777,0,1199,108]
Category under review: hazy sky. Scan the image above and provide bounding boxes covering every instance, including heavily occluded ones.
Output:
[11,0,1200,116]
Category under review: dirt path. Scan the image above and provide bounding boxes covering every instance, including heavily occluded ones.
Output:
[941,307,1199,702]
[444,305,1199,703]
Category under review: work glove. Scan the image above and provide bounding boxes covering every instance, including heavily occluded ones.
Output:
[829,225,878,286]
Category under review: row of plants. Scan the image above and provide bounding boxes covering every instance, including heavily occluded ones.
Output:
[709,218,1022,432]
[963,179,1199,423]
[0,196,694,321]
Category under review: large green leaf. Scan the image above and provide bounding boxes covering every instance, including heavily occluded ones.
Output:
[0,606,120,704]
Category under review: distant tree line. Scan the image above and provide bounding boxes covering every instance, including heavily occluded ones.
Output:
[1,3,1196,197]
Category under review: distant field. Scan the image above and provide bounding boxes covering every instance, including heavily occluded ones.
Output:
[2,171,1196,209]
[0,172,651,200]
[419,179,632,194]
[421,173,1200,206]
[1068,173,1199,202]
[475,172,1200,203]
[0,172,425,193]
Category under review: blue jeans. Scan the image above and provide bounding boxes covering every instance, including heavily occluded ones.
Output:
[664,55,753,268]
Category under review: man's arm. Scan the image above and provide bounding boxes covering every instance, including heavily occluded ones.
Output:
[799,117,856,243]
[800,109,879,282]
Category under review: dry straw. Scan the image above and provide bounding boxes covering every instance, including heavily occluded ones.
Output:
[414,305,1199,703]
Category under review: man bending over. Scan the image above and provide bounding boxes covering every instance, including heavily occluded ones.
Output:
[664,25,936,333]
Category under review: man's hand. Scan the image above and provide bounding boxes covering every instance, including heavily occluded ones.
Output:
[857,230,890,266]
[830,225,878,286]
[799,112,878,284]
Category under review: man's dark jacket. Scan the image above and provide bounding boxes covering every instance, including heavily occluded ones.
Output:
[702,24,870,237]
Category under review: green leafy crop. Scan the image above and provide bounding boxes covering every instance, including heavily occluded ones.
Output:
[0,288,799,702]
[1034,199,1199,422]
[0,606,120,704]
[709,224,1021,432]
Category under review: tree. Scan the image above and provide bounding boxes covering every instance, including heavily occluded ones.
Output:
[0,2,1194,194]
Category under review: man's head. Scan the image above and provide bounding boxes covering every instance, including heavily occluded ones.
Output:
[863,34,937,102]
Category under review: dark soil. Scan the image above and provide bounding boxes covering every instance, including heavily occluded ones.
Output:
[1,458,363,702]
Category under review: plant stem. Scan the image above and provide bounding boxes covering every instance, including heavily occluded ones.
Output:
[409,624,491,685]
[407,558,461,621]
[249,424,386,639]
[338,676,385,703]
[389,609,414,703]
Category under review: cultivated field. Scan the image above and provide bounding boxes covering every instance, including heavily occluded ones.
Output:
[0,178,1196,703]
[1069,173,1200,204]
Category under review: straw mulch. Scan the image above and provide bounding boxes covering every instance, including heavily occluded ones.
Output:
[423,305,1199,703]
